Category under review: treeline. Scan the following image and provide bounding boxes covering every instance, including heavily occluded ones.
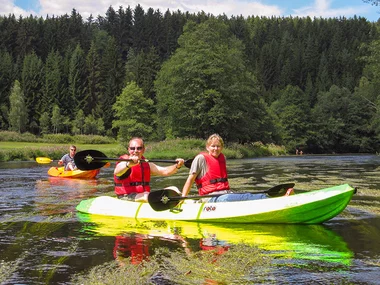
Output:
[1,5,380,153]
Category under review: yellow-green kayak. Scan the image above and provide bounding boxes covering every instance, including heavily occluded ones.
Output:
[76,184,356,224]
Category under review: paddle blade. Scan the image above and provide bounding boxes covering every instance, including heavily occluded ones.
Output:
[148,189,181,211]
[74,150,108,170]
[36,157,53,164]
[184,158,193,169]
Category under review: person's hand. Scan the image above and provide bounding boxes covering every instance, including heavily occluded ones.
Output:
[176,158,185,169]
[127,154,140,167]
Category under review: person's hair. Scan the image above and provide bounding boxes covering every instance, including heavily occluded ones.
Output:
[129,137,145,147]
[206,133,224,147]
[70,145,76,150]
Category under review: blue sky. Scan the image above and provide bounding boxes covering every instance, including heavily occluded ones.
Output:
[1,0,379,22]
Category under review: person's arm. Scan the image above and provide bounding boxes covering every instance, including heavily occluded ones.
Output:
[58,154,66,165]
[114,161,131,177]
[149,158,185,176]
[181,155,204,196]
[181,173,197,197]
[114,155,140,177]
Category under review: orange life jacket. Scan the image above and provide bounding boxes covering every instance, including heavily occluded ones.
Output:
[114,155,151,195]
[195,152,229,195]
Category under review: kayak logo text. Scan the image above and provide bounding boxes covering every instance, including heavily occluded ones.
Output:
[203,206,216,212]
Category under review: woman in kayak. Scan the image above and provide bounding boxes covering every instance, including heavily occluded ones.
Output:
[58,145,77,171]
[181,134,270,202]
[114,137,185,202]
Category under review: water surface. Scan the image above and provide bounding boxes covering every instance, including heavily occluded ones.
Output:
[0,155,379,284]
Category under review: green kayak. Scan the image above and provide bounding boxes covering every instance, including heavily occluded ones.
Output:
[76,184,356,224]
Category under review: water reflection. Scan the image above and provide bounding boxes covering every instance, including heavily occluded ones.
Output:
[35,178,99,215]
[77,213,354,267]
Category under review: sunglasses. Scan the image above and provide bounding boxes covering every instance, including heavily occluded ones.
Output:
[129,146,143,151]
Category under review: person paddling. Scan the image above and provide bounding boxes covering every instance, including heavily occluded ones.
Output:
[58,145,77,171]
[114,137,185,202]
[181,134,283,202]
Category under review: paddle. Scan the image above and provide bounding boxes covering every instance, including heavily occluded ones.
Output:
[148,183,296,211]
[36,157,56,164]
[36,156,111,168]
[74,149,194,170]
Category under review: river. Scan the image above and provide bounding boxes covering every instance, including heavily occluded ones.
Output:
[0,155,379,284]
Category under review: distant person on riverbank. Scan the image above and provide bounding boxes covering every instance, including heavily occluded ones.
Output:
[181,134,291,202]
[114,137,185,202]
[58,145,77,171]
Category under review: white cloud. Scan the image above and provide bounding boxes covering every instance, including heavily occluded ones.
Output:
[0,0,373,20]
[0,0,38,17]
[1,0,283,19]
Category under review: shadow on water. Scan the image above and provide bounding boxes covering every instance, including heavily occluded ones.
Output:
[0,156,380,284]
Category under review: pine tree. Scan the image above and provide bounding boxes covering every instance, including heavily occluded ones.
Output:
[8,80,28,133]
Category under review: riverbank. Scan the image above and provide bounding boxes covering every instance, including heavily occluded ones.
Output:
[0,135,287,162]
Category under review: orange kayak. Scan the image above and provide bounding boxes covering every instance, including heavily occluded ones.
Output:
[47,167,100,179]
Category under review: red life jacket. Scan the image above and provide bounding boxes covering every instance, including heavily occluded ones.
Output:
[114,155,151,195]
[195,152,229,195]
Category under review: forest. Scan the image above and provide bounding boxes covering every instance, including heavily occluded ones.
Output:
[1,4,380,154]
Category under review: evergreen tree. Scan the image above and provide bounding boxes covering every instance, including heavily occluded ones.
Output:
[42,50,62,115]
[8,80,28,133]
[86,41,101,116]
[72,109,85,134]
[51,104,63,133]
[22,51,44,133]
[39,111,50,134]
[101,36,124,132]
[68,44,88,115]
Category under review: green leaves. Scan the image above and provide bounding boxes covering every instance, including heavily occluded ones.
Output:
[155,19,270,142]
[112,81,154,142]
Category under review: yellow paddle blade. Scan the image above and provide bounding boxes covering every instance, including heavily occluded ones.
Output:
[36,157,53,164]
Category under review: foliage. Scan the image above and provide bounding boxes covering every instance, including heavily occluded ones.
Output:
[0,8,379,153]
[310,85,378,153]
[8,80,28,132]
[270,85,311,151]
[0,132,283,161]
[155,18,271,143]
[112,81,154,142]
[0,131,39,142]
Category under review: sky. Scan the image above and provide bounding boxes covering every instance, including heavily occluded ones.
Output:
[1,0,379,22]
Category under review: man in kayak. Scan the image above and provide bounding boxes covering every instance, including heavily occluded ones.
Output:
[114,137,185,202]
[58,145,77,171]
[181,134,270,202]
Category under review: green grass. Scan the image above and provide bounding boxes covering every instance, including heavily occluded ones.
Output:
[0,132,288,162]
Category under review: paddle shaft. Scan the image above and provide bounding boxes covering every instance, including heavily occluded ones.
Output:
[74,150,193,170]
[159,190,274,201]
[147,183,295,211]
[156,185,294,201]
[174,183,294,200]
[89,156,184,164]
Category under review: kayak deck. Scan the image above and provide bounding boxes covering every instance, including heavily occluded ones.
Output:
[76,184,356,224]
[48,167,99,179]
